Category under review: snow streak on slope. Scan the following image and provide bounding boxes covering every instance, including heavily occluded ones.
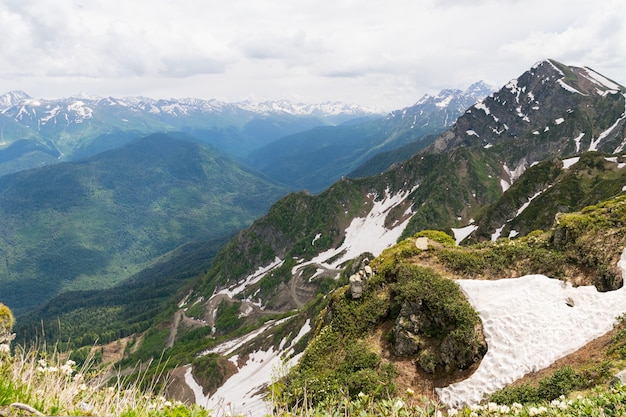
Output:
[295,186,418,273]
[589,96,626,151]
[491,189,548,241]
[186,319,312,417]
[215,257,284,299]
[562,157,580,169]
[436,248,626,407]
[451,224,478,245]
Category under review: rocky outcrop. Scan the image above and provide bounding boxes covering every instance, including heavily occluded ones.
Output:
[393,298,487,374]
[349,266,374,299]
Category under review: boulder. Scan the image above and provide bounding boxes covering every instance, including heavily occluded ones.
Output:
[393,300,425,356]
[349,273,363,299]
[610,370,626,387]
[415,237,429,250]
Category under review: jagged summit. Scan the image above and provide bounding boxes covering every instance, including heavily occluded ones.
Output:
[429,59,626,166]
[386,82,495,130]
[0,90,32,109]
[465,80,496,98]
[410,81,494,111]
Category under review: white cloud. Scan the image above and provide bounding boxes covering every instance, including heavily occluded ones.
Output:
[0,0,624,110]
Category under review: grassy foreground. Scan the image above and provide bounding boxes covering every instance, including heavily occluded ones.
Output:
[2,340,626,417]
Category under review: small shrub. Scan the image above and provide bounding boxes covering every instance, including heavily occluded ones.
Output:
[414,230,456,247]
[0,303,15,345]
[418,349,437,374]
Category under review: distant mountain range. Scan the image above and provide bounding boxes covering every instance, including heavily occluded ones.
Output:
[0,84,494,192]
[246,81,495,192]
[0,91,382,177]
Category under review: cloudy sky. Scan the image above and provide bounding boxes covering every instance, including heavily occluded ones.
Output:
[0,0,624,110]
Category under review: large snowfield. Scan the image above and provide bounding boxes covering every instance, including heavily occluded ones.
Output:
[437,248,626,406]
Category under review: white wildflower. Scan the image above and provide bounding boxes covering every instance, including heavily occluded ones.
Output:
[60,364,73,375]
[38,359,47,367]
[164,401,172,408]
[46,366,58,373]
[78,402,92,412]
[447,408,459,416]
[79,383,88,391]
[499,404,511,413]
[487,402,499,412]
[0,343,10,353]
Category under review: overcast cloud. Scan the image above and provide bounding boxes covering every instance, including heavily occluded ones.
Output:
[0,0,624,110]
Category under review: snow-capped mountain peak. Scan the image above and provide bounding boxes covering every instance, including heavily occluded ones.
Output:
[0,90,32,110]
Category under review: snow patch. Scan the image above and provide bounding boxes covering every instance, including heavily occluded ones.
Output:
[296,186,418,271]
[555,118,564,125]
[573,132,585,153]
[500,179,510,192]
[189,319,312,417]
[583,67,622,91]
[605,157,626,169]
[515,190,545,217]
[503,162,526,187]
[562,157,580,169]
[436,95,453,108]
[491,189,548,241]
[473,101,490,115]
[589,99,626,151]
[466,130,479,137]
[216,257,284,299]
[437,251,626,407]
[557,79,586,95]
[491,225,505,241]
[451,225,478,245]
